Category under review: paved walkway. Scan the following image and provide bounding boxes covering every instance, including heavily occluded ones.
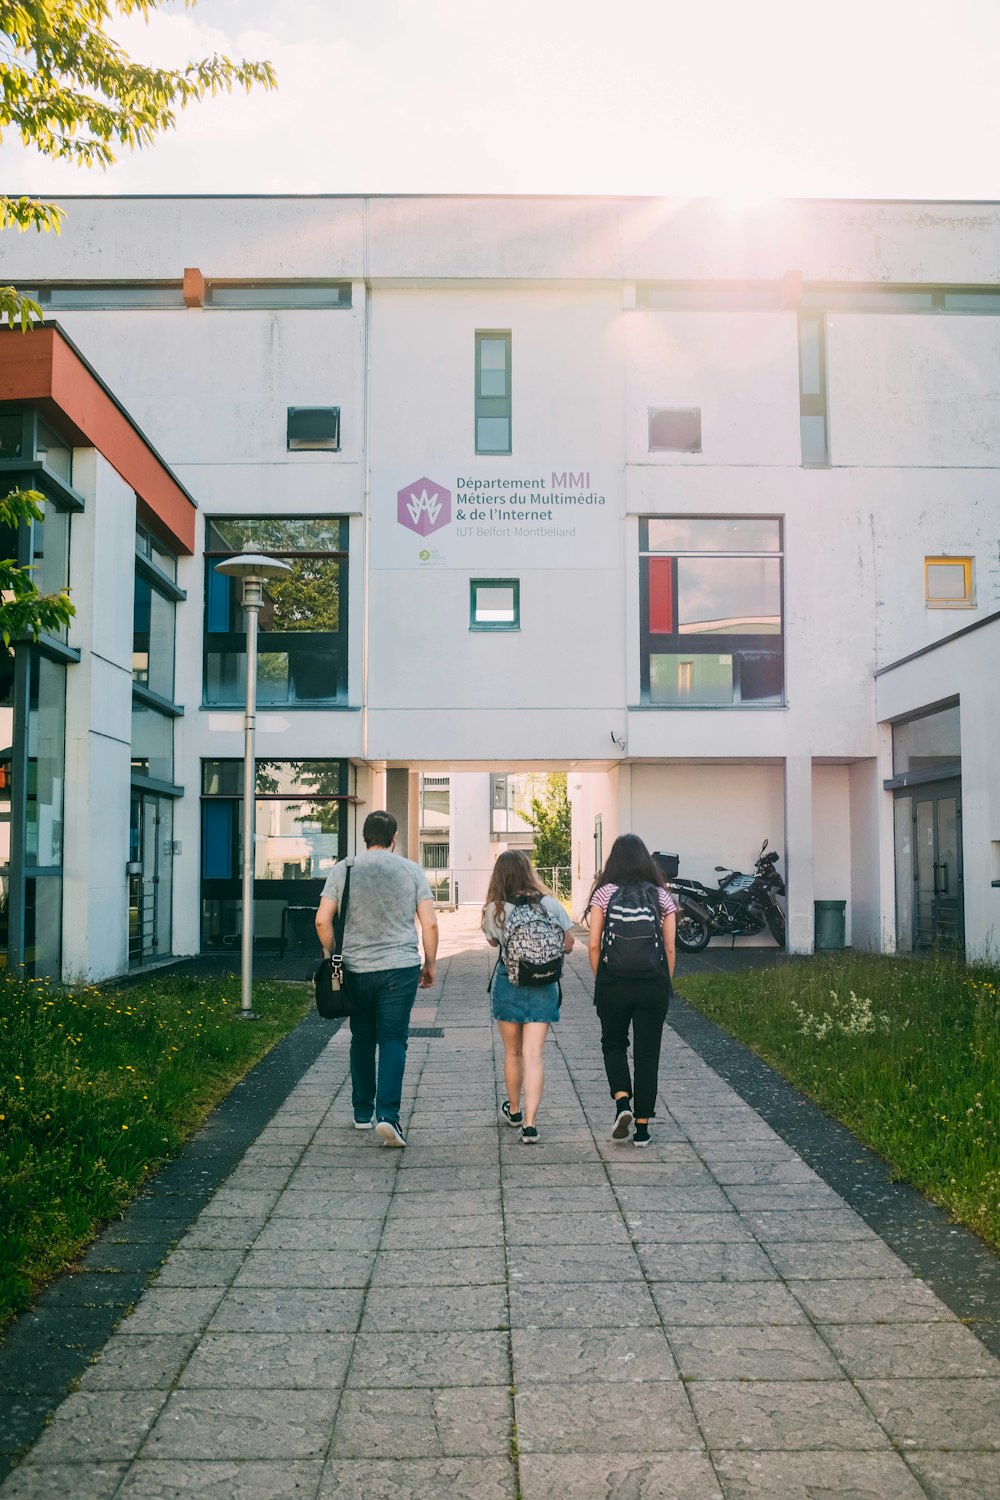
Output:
[3,914,999,1499]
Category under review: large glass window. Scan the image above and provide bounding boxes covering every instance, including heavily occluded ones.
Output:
[133,575,177,699]
[640,517,784,707]
[200,758,349,953]
[204,517,348,706]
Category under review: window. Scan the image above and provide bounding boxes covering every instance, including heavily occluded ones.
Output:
[648,407,702,453]
[207,282,351,309]
[28,284,185,310]
[287,407,340,452]
[204,517,348,706]
[471,578,519,630]
[475,331,511,454]
[200,758,348,952]
[640,517,784,707]
[893,704,960,778]
[132,525,183,791]
[419,774,450,873]
[798,311,829,465]
[925,556,974,608]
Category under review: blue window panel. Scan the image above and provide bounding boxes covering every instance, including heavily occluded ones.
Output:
[202,800,234,880]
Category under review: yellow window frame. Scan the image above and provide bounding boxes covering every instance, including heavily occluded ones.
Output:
[925,555,974,608]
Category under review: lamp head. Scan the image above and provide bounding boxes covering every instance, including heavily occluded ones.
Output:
[214,553,292,582]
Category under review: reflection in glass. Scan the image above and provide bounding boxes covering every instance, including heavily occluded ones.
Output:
[646,518,781,554]
[892,706,960,776]
[133,576,176,698]
[650,653,734,706]
[26,654,65,867]
[476,417,511,452]
[32,502,71,641]
[35,421,72,484]
[0,413,24,460]
[24,875,61,977]
[131,703,173,783]
[677,558,781,634]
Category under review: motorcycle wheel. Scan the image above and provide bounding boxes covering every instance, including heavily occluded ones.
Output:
[676,911,711,953]
[766,905,786,949]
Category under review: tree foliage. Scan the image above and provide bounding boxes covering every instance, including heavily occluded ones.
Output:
[0,488,76,644]
[523,773,572,876]
[0,0,276,639]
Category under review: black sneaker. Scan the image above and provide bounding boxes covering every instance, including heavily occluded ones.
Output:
[611,1098,634,1141]
[633,1122,651,1148]
[501,1100,523,1127]
[520,1124,539,1145]
[375,1119,406,1148]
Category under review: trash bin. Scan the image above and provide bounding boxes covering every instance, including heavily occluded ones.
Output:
[814,900,846,950]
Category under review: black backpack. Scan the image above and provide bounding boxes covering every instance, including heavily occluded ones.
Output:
[600,882,666,980]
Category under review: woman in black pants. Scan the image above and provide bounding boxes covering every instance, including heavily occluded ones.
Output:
[586,834,677,1147]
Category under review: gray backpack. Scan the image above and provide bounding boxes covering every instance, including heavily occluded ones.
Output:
[502,898,565,988]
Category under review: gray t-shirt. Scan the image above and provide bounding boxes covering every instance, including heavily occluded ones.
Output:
[482,896,573,949]
[322,849,433,973]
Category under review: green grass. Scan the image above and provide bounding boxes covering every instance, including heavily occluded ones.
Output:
[0,971,313,1327]
[678,952,1000,1252]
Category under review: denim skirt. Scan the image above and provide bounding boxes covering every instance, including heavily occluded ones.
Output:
[491,963,560,1024]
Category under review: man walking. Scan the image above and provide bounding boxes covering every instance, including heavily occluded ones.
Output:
[316,810,438,1147]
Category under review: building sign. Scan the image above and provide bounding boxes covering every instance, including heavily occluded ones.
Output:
[373,467,621,569]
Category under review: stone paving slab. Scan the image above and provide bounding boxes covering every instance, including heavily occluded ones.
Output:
[3,919,1000,1496]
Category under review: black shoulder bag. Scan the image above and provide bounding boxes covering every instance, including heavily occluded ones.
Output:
[314,862,353,1019]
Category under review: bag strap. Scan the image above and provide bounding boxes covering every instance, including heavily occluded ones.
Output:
[332,859,353,958]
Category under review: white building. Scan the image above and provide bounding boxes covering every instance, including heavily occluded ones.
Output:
[1,194,998,977]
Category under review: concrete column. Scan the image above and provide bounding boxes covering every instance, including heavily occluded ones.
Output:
[385,767,411,856]
[784,755,814,954]
[62,452,136,982]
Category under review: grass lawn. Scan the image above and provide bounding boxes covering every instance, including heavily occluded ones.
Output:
[0,971,313,1328]
[678,952,1000,1253]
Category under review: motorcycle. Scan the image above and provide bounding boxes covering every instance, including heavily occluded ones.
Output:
[668,840,786,953]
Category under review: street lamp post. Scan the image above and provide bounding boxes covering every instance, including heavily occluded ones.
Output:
[213,553,292,1019]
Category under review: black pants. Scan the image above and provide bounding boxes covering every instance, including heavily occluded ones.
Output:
[594,976,670,1119]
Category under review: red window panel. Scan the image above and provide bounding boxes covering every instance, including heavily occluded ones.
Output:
[648,557,674,633]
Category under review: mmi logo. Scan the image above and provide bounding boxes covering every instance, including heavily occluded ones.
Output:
[397,477,452,537]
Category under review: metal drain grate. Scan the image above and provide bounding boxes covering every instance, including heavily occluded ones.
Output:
[408,1026,444,1037]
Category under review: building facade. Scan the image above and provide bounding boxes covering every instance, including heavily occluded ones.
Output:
[2,194,998,976]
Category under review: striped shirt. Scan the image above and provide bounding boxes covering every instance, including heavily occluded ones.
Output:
[590,883,679,917]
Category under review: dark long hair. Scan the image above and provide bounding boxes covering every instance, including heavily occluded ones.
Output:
[586,833,665,914]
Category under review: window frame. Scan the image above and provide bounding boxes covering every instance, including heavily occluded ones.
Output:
[925,555,975,609]
[639,516,785,709]
[474,330,512,455]
[203,515,350,708]
[647,407,702,454]
[470,577,520,632]
[199,757,350,952]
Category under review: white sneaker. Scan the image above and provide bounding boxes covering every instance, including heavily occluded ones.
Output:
[353,1116,374,1130]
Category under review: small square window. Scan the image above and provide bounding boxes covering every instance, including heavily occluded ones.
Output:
[925,556,974,608]
[471,578,519,630]
[648,407,702,453]
[287,406,340,451]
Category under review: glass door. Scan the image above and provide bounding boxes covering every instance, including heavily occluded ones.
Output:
[906,780,963,953]
[129,793,173,964]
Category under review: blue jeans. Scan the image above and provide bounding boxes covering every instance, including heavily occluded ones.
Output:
[347,965,421,1124]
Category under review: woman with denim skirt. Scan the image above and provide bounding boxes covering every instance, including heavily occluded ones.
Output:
[482,851,575,1144]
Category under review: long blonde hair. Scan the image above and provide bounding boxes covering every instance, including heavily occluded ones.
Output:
[482,850,549,930]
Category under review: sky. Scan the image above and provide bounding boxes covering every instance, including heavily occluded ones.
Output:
[1,0,999,202]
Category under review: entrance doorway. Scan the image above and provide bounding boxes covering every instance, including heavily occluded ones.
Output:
[894,779,963,953]
[129,793,173,964]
